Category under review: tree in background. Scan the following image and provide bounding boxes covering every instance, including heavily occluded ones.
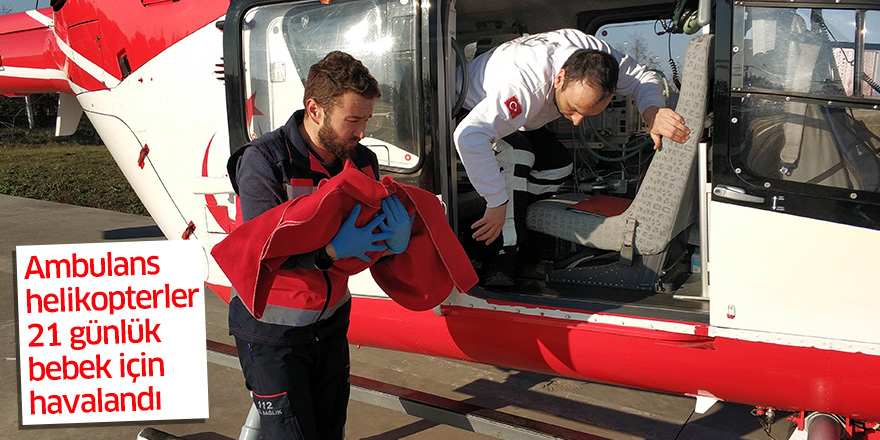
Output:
[625,33,662,71]
[0,94,55,129]
[0,94,102,145]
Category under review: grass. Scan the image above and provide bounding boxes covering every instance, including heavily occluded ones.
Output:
[0,127,149,216]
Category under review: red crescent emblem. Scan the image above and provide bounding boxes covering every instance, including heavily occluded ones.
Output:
[504,96,522,118]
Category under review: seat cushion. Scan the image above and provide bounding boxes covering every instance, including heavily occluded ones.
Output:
[526,193,626,250]
[567,194,633,217]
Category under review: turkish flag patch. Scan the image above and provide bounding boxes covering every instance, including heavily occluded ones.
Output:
[504,96,523,119]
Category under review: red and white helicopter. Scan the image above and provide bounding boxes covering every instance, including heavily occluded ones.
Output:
[3,0,880,438]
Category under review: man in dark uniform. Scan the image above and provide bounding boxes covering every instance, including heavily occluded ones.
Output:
[226,51,413,440]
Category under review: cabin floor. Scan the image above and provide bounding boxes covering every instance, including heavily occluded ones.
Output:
[464,235,710,324]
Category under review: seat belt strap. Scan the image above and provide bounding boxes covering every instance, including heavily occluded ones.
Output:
[619,218,637,266]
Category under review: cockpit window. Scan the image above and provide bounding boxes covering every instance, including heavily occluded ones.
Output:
[734,7,880,99]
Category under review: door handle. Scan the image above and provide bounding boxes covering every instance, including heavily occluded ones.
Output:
[713,185,765,204]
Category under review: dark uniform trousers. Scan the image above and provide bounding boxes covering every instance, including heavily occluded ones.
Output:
[235,331,350,440]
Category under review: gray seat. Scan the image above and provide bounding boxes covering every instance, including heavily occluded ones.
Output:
[525,34,714,290]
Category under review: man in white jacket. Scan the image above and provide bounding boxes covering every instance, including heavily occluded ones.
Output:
[454,29,690,286]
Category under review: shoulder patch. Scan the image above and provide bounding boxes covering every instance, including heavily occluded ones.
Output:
[504,96,523,119]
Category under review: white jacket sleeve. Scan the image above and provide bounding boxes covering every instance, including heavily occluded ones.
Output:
[453,89,532,208]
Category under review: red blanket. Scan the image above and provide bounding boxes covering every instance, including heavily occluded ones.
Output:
[211,168,478,317]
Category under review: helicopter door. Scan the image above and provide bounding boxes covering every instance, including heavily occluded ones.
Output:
[709,3,880,345]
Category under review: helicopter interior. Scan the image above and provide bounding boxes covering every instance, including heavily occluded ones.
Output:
[449,0,880,321]
[449,0,713,322]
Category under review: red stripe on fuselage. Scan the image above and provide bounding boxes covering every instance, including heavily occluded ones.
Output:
[349,295,880,421]
[0,77,72,96]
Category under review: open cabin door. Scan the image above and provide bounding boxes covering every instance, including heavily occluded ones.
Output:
[224,0,428,173]
[709,1,880,347]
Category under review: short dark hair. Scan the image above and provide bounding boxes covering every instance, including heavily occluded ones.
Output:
[561,49,619,101]
[303,51,381,111]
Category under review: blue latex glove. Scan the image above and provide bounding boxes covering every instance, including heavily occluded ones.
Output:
[379,194,415,254]
[330,204,394,262]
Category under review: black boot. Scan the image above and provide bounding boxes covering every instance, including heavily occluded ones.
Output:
[484,246,517,287]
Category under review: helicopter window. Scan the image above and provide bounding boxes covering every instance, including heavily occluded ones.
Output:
[595,19,697,100]
[562,19,699,192]
[732,97,880,193]
[728,6,880,198]
[734,7,880,100]
[239,0,422,171]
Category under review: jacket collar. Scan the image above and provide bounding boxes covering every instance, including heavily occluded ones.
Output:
[281,109,310,162]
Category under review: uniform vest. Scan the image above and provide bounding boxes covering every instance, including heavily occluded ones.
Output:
[225,111,378,341]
